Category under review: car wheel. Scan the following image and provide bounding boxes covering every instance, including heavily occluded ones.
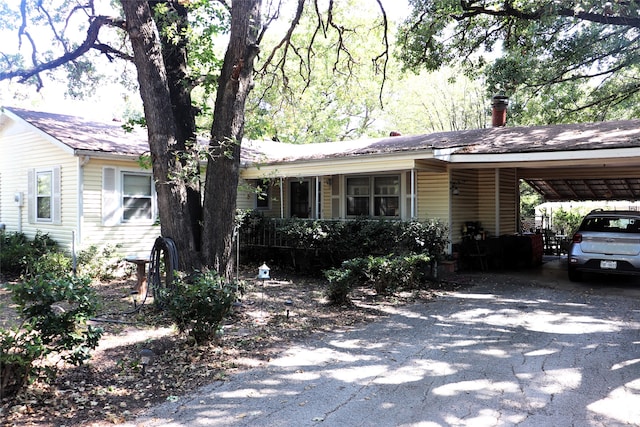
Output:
[568,266,582,282]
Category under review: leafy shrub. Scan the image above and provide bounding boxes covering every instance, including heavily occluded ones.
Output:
[551,207,587,236]
[0,328,43,398]
[159,271,243,344]
[324,257,369,305]
[76,244,130,281]
[240,211,449,274]
[324,253,431,304]
[1,274,103,397]
[0,231,59,276]
[25,251,73,279]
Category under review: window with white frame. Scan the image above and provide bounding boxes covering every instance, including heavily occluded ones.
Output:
[346,175,400,217]
[346,177,370,216]
[122,173,153,222]
[373,176,400,217]
[28,166,61,224]
[36,170,53,221]
[102,167,155,226]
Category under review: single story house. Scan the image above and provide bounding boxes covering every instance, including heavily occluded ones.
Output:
[2,105,640,260]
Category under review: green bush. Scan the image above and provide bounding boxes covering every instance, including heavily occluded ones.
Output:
[240,212,449,274]
[324,253,431,304]
[0,231,60,276]
[551,207,587,236]
[1,274,103,397]
[0,328,43,398]
[76,244,129,281]
[324,257,369,305]
[159,271,243,344]
[25,251,73,279]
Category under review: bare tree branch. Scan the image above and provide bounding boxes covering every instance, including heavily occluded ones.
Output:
[257,0,305,75]
[0,15,127,84]
[372,0,389,105]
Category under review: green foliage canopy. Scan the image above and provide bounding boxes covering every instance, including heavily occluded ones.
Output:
[397,1,640,124]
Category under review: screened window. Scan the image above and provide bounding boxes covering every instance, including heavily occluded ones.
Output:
[347,175,400,217]
[36,171,52,221]
[122,173,153,222]
[374,176,399,217]
[346,177,370,216]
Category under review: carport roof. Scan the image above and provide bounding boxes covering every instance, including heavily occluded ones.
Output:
[525,177,640,202]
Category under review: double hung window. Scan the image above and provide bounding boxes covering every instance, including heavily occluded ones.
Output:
[28,166,61,224]
[122,173,153,222]
[36,170,53,221]
[346,175,399,217]
[102,167,155,226]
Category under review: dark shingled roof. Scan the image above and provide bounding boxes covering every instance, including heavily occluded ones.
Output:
[6,107,640,202]
[7,107,640,164]
[241,119,640,165]
[6,107,150,156]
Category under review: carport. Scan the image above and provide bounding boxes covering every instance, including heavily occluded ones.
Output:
[438,119,640,269]
[447,118,640,202]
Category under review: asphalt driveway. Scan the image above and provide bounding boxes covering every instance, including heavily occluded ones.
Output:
[129,258,640,427]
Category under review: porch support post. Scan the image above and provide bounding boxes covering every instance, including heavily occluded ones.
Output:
[411,169,416,219]
[495,169,501,235]
[315,176,320,219]
[280,177,284,219]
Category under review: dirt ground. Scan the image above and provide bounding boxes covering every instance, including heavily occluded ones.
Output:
[0,266,469,427]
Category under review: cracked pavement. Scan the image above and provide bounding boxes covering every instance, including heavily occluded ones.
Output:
[127,259,640,426]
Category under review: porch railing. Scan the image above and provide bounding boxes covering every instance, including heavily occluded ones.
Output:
[238,218,345,249]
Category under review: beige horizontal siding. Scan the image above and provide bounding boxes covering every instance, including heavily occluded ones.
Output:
[81,158,159,256]
[236,179,255,211]
[0,122,77,250]
[417,171,449,222]
[499,169,518,235]
[450,170,479,242]
[478,169,496,237]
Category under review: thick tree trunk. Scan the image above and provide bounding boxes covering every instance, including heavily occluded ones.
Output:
[150,1,203,252]
[121,1,200,271]
[202,0,262,278]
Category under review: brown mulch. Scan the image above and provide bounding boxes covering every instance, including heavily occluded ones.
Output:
[0,267,475,427]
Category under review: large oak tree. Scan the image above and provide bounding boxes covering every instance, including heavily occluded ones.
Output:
[0,0,390,278]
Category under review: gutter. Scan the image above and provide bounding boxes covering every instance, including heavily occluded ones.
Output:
[241,149,437,171]
[441,146,640,165]
[74,149,144,161]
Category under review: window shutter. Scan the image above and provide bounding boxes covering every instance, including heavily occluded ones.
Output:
[52,166,61,224]
[27,168,35,224]
[102,167,119,226]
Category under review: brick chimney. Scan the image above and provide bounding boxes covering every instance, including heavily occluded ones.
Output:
[491,95,509,127]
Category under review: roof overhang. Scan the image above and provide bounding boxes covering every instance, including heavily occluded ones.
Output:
[73,149,143,161]
[241,151,442,179]
[440,146,640,168]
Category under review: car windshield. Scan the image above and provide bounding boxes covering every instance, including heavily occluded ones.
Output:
[581,216,640,233]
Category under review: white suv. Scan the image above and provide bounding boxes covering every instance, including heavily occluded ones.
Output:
[568,210,640,281]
